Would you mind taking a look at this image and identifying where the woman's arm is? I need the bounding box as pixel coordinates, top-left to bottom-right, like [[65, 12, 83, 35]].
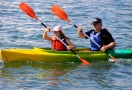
[[65, 39, 76, 50], [43, 27, 52, 41]]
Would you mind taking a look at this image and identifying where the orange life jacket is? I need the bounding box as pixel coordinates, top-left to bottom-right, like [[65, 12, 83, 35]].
[[51, 37, 67, 51]]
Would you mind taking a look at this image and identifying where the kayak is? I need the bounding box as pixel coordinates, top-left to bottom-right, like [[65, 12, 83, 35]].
[[0, 47, 132, 63]]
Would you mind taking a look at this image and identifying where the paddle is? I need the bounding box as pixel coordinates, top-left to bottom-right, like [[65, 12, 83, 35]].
[[19, 2, 90, 65], [51, 5, 116, 61]]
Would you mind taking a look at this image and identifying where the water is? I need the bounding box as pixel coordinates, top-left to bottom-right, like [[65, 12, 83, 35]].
[[0, 0, 132, 89]]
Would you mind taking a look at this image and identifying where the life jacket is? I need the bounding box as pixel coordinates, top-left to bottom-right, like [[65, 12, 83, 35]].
[[51, 37, 67, 51], [90, 31, 102, 51]]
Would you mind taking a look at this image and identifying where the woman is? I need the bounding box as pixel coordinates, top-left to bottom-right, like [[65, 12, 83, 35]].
[[43, 26, 76, 51]]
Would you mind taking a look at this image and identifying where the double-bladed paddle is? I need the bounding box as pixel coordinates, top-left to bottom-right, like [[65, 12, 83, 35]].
[[19, 2, 90, 65], [51, 5, 116, 61]]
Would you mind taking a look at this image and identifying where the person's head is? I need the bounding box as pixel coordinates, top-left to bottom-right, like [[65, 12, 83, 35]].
[[52, 26, 66, 38], [91, 18, 102, 31]]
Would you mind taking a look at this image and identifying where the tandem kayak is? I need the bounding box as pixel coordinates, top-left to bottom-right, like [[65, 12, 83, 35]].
[[0, 47, 132, 63]]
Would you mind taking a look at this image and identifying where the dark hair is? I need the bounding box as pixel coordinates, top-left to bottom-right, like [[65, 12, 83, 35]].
[[59, 31, 67, 38]]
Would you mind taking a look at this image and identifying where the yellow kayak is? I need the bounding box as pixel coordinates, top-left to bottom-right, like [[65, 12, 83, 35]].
[[0, 47, 108, 62], [0, 47, 132, 63]]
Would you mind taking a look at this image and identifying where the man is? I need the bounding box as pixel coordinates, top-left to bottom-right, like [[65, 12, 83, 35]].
[[77, 18, 116, 51]]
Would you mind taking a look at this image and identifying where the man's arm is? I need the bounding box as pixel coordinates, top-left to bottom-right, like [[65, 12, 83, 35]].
[[77, 27, 87, 38], [100, 30, 116, 51]]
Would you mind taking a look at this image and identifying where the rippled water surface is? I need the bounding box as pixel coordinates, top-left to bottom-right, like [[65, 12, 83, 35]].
[[0, 0, 132, 90]]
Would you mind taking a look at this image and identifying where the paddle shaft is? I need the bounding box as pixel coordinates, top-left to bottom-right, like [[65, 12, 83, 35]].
[[34, 17, 82, 59], [34, 19, 82, 61], [37, 20, 47, 28], [32, 18, 88, 64]]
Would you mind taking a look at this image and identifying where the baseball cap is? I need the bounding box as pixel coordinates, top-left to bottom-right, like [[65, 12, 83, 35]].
[[52, 26, 62, 31], [91, 18, 102, 25]]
